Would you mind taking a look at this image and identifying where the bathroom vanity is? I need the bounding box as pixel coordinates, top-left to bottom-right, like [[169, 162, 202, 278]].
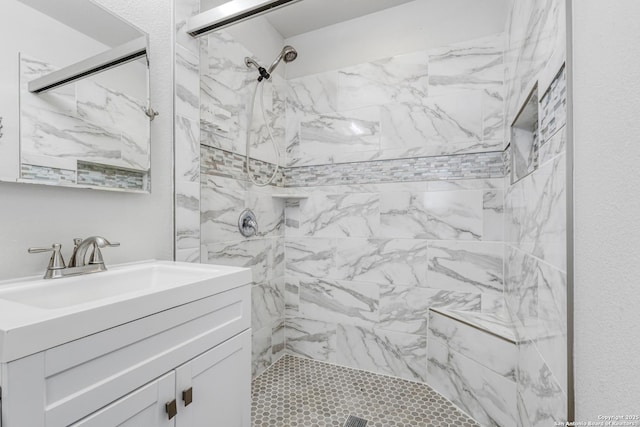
[[0, 261, 252, 427]]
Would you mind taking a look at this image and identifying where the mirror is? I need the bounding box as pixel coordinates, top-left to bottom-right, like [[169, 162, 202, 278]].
[[0, 0, 152, 192]]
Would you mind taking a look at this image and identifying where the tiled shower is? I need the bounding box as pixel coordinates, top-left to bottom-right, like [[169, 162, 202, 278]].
[[173, 0, 568, 425]]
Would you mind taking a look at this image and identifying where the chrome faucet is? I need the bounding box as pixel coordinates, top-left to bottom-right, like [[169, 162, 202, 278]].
[[29, 236, 120, 279]]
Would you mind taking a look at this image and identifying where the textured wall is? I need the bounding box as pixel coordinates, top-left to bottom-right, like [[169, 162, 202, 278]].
[[0, 0, 174, 280], [573, 0, 640, 418]]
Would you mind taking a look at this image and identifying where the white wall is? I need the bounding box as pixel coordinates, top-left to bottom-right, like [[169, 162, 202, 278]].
[[284, 0, 510, 78], [573, 0, 640, 418], [0, 0, 174, 280]]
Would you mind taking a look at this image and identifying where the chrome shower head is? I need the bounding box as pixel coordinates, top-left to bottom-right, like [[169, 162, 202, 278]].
[[267, 45, 298, 74]]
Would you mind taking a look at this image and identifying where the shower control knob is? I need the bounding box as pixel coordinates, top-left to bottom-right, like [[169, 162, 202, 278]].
[[238, 209, 258, 238]]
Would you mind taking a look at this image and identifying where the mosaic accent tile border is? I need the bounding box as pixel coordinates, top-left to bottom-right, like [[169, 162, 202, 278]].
[[252, 354, 479, 427], [540, 65, 567, 144], [200, 145, 285, 186], [201, 144, 505, 187], [286, 151, 505, 187], [77, 162, 148, 191], [21, 164, 76, 185]]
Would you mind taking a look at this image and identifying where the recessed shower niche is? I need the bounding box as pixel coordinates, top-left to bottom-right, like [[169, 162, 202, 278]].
[[511, 85, 539, 183]]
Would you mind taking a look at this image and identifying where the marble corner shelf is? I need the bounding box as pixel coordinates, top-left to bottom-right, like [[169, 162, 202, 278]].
[[271, 194, 308, 200]]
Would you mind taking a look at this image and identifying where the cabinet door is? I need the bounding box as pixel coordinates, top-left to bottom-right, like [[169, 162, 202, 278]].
[[70, 372, 176, 427], [176, 330, 251, 427]]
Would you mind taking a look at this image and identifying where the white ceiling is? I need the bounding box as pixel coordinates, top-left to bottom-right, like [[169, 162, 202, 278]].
[[264, 0, 417, 38], [18, 0, 144, 47]]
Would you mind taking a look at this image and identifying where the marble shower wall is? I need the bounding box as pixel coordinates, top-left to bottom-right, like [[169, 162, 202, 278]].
[[196, 26, 287, 378], [280, 33, 510, 388], [285, 34, 505, 167], [504, 0, 568, 425], [174, 0, 202, 264], [284, 177, 506, 383]]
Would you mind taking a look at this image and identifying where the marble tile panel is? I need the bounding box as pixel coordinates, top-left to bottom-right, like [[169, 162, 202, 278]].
[[272, 237, 285, 279], [176, 45, 200, 121], [336, 324, 427, 383], [76, 80, 150, 170], [380, 191, 484, 240], [284, 237, 335, 279], [482, 87, 506, 141], [272, 319, 285, 361], [175, 181, 200, 250], [176, 247, 200, 263], [428, 310, 517, 380], [434, 309, 518, 343], [287, 71, 339, 115], [338, 51, 429, 111], [21, 107, 122, 168], [284, 277, 300, 317], [483, 190, 505, 242], [427, 241, 504, 312], [284, 201, 301, 236], [427, 178, 504, 192], [299, 192, 380, 238], [427, 339, 518, 426], [204, 238, 269, 283], [378, 286, 480, 335], [20, 56, 126, 169], [506, 154, 566, 271], [381, 92, 484, 153], [175, 115, 200, 182], [200, 32, 253, 155], [252, 325, 272, 378], [246, 190, 284, 238], [505, 246, 539, 337], [332, 238, 428, 287], [428, 34, 505, 97], [252, 281, 284, 332], [293, 106, 381, 166], [247, 80, 286, 165], [200, 175, 247, 243], [285, 317, 337, 363], [285, 71, 339, 165], [518, 341, 567, 426], [299, 277, 379, 327]]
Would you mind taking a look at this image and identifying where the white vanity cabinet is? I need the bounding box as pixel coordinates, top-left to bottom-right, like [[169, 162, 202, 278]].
[[0, 282, 251, 427]]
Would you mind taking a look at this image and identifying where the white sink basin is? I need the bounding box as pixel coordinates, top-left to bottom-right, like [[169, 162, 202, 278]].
[[0, 260, 251, 362], [0, 263, 226, 309]]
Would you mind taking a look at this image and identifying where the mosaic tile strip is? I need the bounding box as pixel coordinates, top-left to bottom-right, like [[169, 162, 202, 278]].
[[285, 151, 505, 187], [77, 162, 148, 191], [201, 145, 505, 188], [252, 354, 479, 427], [21, 164, 76, 185], [540, 65, 567, 144], [200, 145, 285, 186]]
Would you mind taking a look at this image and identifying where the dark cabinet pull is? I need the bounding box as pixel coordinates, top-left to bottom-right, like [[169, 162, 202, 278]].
[[183, 387, 193, 406], [166, 399, 178, 420]]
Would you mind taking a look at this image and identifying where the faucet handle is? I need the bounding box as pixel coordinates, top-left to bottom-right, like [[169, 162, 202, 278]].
[[28, 243, 66, 270]]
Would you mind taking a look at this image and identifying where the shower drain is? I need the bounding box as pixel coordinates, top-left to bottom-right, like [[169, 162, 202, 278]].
[[344, 415, 368, 427]]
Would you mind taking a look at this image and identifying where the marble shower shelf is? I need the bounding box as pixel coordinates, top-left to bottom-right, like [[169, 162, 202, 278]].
[[429, 308, 518, 343], [271, 194, 308, 200]]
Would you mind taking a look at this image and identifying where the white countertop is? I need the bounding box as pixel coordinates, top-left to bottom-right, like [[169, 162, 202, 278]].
[[0, 260, 252, 363]]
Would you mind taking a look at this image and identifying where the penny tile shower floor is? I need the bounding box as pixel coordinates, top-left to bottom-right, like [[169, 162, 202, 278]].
[[251, 355, 479, 427]]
